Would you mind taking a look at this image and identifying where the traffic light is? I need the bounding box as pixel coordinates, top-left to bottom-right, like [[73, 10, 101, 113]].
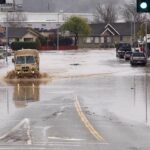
[[0, 0, 6, 4], [137, 0, 150, 12]]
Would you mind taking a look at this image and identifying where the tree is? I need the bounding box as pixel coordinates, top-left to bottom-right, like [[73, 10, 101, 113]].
[[121, 0, 149, 39], [61, 16, 91, 46], [121, 0, 147, 23], [96, 2, 118, 23], [137, 22, 150, 38]]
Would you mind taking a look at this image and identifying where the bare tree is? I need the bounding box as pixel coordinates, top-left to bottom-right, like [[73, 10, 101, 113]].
[[121, 0, 149, 38], [6, 12, 27, 27], [95, 2, 118, 23], [121, 0, 147, 23]]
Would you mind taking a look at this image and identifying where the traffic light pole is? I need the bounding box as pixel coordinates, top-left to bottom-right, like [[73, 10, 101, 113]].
[[57, 13, 59, 50], [5, 17, 8, 64], [4, 10, 9, 64], [13, 0, 15, 11], [145, 21, 148, 57], [133, 15, 136, 47]]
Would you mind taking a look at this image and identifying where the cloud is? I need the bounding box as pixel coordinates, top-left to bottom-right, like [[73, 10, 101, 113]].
[[6, 0, 23, 4], [22, 0, 126, 12]]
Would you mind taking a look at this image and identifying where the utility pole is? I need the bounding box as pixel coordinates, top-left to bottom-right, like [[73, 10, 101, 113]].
[[13, 0, 15, 11], [131, 20, 133, 46], [145, 70, 148, 123], [57, 12, 59, 50], [5, 13, 8, 64], [145, 21, 148, 57], [5, 0, 16, 64], [133, 14, 136, 47], [57, 10, 63, 50]]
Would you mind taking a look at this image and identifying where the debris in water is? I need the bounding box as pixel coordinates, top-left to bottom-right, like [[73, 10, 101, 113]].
[[70, 63, 80, 66]]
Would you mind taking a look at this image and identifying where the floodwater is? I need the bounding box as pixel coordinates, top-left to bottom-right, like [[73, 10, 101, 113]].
[[0, 49, 149, 127]]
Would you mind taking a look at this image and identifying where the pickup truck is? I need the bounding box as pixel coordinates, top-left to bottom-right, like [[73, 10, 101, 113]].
[[130, 52, 147, 66]]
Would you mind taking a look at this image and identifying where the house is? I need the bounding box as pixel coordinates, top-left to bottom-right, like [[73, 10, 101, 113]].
[[7, 27, 43, 44], [34, 28, 58, 38], [79, 22, 136, 48]]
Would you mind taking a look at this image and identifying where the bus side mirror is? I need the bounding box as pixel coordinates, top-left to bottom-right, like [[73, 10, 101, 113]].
[[12, 58, 15, 63]]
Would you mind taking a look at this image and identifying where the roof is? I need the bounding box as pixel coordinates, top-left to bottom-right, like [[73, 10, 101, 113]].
[[90, 23, 106, 36], [8, 28, 28, 38], [14, 49, 39, 57], [111, 23, 132, 36], [90, 22, 138, 36], [8, 27, 43, 38], [34, 28, 57, 33]]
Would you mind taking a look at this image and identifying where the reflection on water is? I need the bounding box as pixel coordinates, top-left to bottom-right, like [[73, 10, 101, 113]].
[[5, 80, 49, 108], [13, 81, 40, 107], [83, 74, 150, 126], [112, 74, 150, 126], [0, 79, 50, 116]]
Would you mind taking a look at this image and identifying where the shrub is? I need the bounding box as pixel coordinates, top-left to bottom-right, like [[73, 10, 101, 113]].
[[11, 42, 39, 50], [38, 37, 47, 45], [49, 36, 73, 46]]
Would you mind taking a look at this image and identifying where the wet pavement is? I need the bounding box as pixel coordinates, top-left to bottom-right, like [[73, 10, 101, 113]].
[[0, 49, 150, 149]]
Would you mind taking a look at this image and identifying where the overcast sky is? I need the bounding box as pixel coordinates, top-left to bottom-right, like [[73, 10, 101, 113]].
[[6, 0, 131, 13], [7, 0, 23, 4]]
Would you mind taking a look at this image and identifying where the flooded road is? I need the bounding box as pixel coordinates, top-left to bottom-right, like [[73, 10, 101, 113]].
[[0, 49, 150, 149]]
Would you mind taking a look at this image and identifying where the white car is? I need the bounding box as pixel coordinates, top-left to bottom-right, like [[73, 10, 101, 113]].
[[130, 52, 147, 66]]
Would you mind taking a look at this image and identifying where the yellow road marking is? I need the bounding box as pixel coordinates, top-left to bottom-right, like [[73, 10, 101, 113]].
[[74, 96, 105, 142]]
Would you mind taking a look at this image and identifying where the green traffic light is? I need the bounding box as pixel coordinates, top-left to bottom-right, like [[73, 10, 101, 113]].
[[137, 0, 150, 12], [140, 2, 148, 9]]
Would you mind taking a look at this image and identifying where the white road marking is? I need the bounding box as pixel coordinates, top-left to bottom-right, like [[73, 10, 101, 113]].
[[26, 119, 32, 145], [0, 148, 46, 150], [43, 126, 51, 137], [45, 91, 74, 94], [48, 136, 86, 141], [34, 141, 109, 145], [0, 118, 32, 145]]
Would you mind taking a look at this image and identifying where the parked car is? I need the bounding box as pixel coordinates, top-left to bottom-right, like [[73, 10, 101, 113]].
[[124, 51, 132, 60], [130, 52, 147, 66], [116, 42, 131, 58]]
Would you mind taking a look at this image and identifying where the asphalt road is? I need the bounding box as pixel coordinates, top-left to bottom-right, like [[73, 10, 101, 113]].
[[0, 49, 150, 149]]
